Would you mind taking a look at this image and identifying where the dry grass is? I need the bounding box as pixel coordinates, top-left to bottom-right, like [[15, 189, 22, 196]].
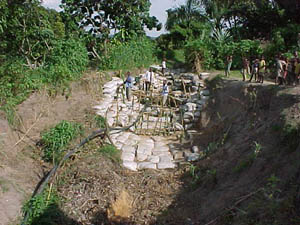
[[107, 190, 133, 223]]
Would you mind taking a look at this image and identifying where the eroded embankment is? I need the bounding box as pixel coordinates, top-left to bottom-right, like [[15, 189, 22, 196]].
[[0, 70, 108, 225], [154, 77, 300, 225]]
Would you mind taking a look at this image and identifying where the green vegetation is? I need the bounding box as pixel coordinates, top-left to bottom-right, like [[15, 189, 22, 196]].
[[157, 0, 300, 73], [98, 144, 120, 163], [188, 164, 218, 190], [233, 141, 262, 173], [41, 121, 82, 163], [22, 187, 61, 225], [219, 173, 299, 225], [0, 0, 160, 126], [99, 37, 157, 70], [94, 115, 107, 129]]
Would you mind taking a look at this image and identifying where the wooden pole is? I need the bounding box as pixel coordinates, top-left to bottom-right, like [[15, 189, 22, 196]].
[[182, 79, 187, 96], [116, 87, 119, 126], [131, 95, 134, 114], [138, 91, 141, 112]]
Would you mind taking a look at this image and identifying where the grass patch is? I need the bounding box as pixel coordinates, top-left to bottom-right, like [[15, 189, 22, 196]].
[[228, 70, 244, 79], [41, 120, 83, 163], [98, 144, 120, 163], [94, 115, 107, 129]]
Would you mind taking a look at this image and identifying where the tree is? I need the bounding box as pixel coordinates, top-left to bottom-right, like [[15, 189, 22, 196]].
[[60, 0, 162, 39], [0, 0, 65, 67], [165, 0, 206, 31], [274, 0, 300, 23]]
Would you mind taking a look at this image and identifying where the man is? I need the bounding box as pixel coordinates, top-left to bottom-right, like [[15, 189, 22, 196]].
[[161, 80, 169, 106], [162, 58, 167, 75], [292, 51, 299, 85], [295, 58, 300, 85], [258, 56, 266, 83], [145, 67, 153, 93], [225, 55, 233, 77], [276, 55, 286, 85], [124, 72, 133, 101], [242, 57, 249, 81], [249, 58, 259, 82]]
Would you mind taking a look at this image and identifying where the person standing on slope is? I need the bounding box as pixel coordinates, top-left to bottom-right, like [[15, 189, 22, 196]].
[[161, 80, 169, 106], [124, 72, 133, 101], [258, 56, 266, 83], [162, 58, 167, 75], [225, 55, 233, 77], [145, 67, 153, 93], [242, 57, 249, 81]]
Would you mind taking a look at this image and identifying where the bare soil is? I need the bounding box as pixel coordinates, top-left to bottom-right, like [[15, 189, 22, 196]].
[[0, 70, 109, 225]]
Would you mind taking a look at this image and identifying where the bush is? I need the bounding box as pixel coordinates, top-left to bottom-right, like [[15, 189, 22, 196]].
[[0, 39, 89, 125], [44, 38, 89, 84], [41, 120, 82, 163], [98, 37, 157, 70], [185, 38, 214, 72], [184, 38, 263, 71], [23, 188, 59, 225]]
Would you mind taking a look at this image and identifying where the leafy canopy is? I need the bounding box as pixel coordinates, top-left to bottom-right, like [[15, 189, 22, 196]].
[[61, 0, 162, 38]]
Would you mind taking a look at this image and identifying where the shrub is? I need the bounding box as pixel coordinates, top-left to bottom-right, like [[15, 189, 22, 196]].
[[23, 188, 59, 225], [0, 39, 89, 125], [184, 38, 263, 71], [98, 37, 157, 70], [44, 38, 89, 84], [41, 120, 82, 163], [185, 38, 214, 72]]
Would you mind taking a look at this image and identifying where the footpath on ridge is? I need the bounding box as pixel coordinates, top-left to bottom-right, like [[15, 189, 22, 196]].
[[93, 66, 212, 171]]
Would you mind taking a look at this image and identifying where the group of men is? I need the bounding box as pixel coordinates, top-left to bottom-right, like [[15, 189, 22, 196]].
[[226, 51, 300, 85], [275, 52, 300, 85], [123, 58, 169, 106], [242, 56, 266, 83]]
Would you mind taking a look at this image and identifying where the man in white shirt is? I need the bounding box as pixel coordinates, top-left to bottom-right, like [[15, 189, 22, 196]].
[[162, 58, 167, 75], [145, 67, 153, 93]]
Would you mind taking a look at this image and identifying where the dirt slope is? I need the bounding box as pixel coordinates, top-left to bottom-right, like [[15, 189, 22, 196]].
[[0, 70, 107, 225], [154, 77, 300, 225]]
